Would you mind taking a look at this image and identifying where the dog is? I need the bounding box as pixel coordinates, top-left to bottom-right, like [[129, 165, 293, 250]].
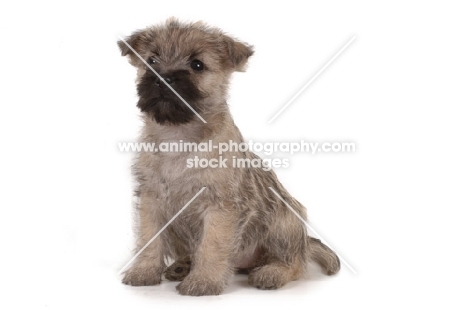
[[118, 18, 340, 296]]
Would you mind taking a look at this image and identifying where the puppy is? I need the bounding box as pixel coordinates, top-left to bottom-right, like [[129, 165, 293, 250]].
[[118, 18, 340, 296]]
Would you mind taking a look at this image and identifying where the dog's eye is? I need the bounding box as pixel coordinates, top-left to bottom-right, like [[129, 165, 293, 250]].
[[190, 59, 204, 71], [148, 57, 157, 64]]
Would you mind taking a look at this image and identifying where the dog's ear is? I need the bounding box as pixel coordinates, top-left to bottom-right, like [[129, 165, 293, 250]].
[[118, 30, 149, 66], [223, 36, 254, 71]]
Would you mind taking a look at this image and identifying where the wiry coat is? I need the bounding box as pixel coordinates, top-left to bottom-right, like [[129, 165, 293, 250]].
[[119, 19, 339, 296]]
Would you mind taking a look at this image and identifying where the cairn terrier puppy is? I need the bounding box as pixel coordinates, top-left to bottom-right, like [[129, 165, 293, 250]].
[[118, 18, 340, 296]]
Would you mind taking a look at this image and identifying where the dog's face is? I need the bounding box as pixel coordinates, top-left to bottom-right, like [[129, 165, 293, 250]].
[[118, 19, 254, 125]]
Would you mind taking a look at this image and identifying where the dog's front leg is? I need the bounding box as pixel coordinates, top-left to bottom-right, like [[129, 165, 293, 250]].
[[122, 188, 166, 286], [177, 209, 235, 296]]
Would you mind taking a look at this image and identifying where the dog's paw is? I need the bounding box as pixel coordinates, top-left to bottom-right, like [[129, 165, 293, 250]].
[[122, 264, 163, 286], [248, 265, 289, 290], [176, 274, 224, 296], [164, 259, 191, 281]]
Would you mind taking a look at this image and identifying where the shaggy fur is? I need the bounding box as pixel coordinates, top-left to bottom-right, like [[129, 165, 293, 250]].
[[119, 18, 340, 296]]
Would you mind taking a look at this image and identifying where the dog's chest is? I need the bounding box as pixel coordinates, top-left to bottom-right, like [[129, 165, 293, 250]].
[[138, 150, 189, 188]]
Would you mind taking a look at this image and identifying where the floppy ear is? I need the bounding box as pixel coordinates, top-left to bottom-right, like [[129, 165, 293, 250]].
[[223, 36, 254, 71], [117, 30, 148, 66]]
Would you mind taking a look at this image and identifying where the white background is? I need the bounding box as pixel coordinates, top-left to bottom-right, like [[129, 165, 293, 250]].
[[1, 0, 467, 309]]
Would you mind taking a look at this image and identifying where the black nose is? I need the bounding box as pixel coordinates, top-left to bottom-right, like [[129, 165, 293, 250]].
[[155, 75, 175, 87]]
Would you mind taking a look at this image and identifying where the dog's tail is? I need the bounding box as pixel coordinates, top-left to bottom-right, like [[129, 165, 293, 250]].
[[307, 237, 340, 275]]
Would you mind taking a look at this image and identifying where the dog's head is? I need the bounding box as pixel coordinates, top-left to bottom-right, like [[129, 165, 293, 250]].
[[118, 18, 254, 125]]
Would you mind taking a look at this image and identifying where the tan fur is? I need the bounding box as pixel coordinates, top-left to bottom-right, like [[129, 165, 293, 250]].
[[119, 18, 340, 296]]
